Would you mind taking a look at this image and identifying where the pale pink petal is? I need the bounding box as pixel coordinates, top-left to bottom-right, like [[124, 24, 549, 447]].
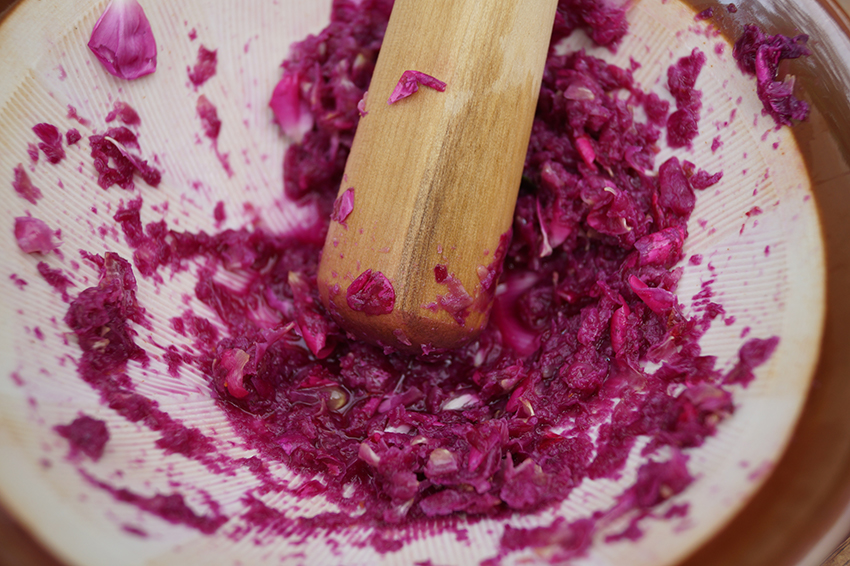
[[269, 72, 314, 142]]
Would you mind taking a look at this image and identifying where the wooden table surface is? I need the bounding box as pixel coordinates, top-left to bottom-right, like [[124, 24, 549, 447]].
[[1, 0, 849, 565], [826, 539, 850, 566]]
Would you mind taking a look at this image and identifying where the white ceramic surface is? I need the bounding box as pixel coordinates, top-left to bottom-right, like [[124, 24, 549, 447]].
[[0, 1, 825, 565]]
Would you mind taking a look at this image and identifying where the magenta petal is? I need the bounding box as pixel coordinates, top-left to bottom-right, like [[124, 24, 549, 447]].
[[15, 217, 59, 254], [105, 101, 141, 125], [220, 349, 251, 398], [346, 269, 395, 315], [269, 72, 314, 141], [288, 272, 336, 359], [33, 123, 65, 164], [574, 136, 596, 167], [88, 0, 157, 80], [196, 95, 222, 139], [331, 188, 355, 227], [410, 71, 447, 91], [628, 275, 678, 314], [388, 70, 447, 104], [12, 165, 42, 204], [188, 45, 218, 88]]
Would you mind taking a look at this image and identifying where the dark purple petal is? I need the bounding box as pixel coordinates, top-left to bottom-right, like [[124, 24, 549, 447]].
[[54, 415, 110, 461], [733, 25, 811, 126]]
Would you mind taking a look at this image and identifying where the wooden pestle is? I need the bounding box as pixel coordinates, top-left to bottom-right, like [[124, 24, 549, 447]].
[[316, 0, 558, 353]]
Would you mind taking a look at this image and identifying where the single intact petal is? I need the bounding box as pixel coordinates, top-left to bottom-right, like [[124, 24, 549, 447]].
[[88, 0, 157, 80]]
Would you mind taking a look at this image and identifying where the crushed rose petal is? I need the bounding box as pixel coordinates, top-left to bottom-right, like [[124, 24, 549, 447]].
[[54, 415, 110, 461], [41, 1, 791, 560], [66, 129, 82, 145], [188, 45, 218, 88], [330, 188, 355, 227], [346, 269, 395, 315], [89, 127, 162, 189], [388, 70, 447, 104], [33, 123, 65, 164], [12, 164, 43, 204], [196, 95, 222, 139], [105, 101, 141, 126], [15, 217, 59, 254], [269, 72, 314, 142], [733, 24, 811, 126]]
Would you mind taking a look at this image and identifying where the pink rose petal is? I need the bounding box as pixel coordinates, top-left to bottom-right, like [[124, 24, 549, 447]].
[[12, 164, 42, 204], [269, 72, 314, 142], [628, 275, 678, 314], [88, 0, 157, 80], [331, 188, 355, 227], [388, 70, 447, 104], [347, 269, 395, 316], [357, 91, 369, 116], [220, 348, 251, 398], [15, 217, 59, 254], [188, 45, 218, 88]]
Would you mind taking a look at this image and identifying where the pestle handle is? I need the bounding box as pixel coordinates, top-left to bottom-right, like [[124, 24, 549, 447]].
[[317, 0, 558, 352]]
